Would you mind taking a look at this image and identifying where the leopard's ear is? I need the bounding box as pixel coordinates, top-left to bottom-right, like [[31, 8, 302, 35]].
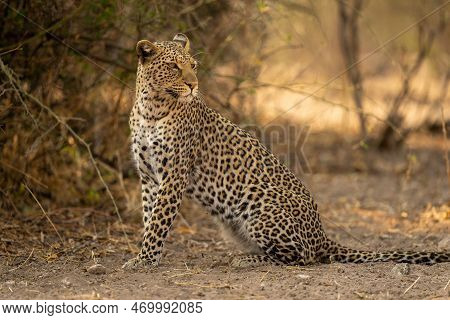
[[173, 33, 190, 52], [136, 40, 160, 63]]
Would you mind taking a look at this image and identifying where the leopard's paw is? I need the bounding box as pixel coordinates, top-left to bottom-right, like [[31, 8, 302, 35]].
[[122, 256, 158, 270], [230, 257, 253, 268], [230, 255, 273, 268]]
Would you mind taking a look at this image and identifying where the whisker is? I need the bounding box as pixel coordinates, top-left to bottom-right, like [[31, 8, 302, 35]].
[[191, 51, 206, 59]]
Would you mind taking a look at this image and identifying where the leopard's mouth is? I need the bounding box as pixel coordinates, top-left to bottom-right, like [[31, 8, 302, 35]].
[[165, 87, 198, 101], [180, 94, 195, 103], [180, 89, 198, 101]]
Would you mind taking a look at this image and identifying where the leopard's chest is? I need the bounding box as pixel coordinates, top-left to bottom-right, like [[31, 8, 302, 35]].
[[131, 125, 163, 184]]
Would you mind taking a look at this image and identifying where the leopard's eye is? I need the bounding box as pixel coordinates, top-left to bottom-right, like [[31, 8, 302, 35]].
[[168, 63, 179, 70], [191, 62, 197, 69]]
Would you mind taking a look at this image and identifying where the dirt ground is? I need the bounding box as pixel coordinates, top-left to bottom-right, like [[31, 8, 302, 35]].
[[1, 132, 449, 300]]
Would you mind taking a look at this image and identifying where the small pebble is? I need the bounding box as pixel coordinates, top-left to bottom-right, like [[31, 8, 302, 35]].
[[336, 266, 345, 273], [87, 264, 107, 275], [296, 274, 311, 279], [61, 278, 72, 287], [391, 263, 410, 277]]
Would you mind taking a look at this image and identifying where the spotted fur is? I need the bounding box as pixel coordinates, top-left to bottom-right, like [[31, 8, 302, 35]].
[[122, 34, 449, 269]]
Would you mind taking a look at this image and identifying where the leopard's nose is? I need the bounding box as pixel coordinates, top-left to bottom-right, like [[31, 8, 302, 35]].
[[187, 82, 197, 90]]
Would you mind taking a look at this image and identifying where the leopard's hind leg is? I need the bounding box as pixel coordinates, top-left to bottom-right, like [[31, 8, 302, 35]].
[[237, 185, 317, 266], [215, 218, 277, 267]]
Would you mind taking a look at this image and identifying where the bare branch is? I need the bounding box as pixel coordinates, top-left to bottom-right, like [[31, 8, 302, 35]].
[[376, 19, 446, 149], [0, 57, 132, 251]]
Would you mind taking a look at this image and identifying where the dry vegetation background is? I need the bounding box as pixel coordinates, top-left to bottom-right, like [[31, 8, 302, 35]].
[[0, 0, 449, 299]]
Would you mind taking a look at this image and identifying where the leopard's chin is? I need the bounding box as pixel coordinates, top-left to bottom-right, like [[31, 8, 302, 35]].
[[179, 93, 195, 103]]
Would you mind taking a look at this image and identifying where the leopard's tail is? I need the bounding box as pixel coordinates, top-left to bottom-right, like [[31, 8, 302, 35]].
[[319, 238, 449, 265]]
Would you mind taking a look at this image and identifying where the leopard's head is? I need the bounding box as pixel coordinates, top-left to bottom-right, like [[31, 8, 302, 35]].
[[136, 33, 198, 102]]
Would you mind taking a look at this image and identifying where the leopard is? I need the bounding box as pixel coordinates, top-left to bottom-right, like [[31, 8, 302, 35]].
[[122, 33, 449, 269]]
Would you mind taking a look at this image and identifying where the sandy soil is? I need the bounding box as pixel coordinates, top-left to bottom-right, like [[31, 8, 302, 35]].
[[1, 132, 449, 300]]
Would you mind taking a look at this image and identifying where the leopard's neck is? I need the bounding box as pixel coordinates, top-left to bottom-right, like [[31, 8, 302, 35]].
[[131, 90, 181, 128]]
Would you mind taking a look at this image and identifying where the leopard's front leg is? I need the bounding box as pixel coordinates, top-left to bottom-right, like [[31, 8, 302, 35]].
[[141, 178, 158, 226], [122, 172, 188, 269]]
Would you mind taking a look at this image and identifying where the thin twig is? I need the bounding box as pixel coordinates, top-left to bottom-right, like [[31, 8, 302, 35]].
[[443, 279, 450, 291], [260, 269, 270, 283], [403, 276, 420, 295], [0, 45, 22, 56], [0, 160, 48, 189], [264, 1, 450, 127], [115, 151, 131, 205], [0, 58, 132, 251], [377, 21, 443, 149], [174, 281, 231, 289], [24, 184, 64, 245], [0, 0, 131, 89], [168, 272, 195, 279], [211, 73, 401, 134], [2, 60, 39, 129], [323, 210, 368, 246], [8, 249, 34, 272]]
